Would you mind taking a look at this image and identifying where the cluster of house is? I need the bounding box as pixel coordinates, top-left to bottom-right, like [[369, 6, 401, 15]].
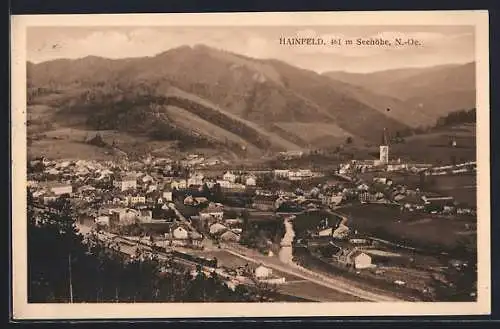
[[194, 203, 244, 243], [179, 153, 230, 167], [426, 161, 477, 176], [273, 168, 319, 181], [277, 150, 305, 160], [159, 171, 258, 191], [28, 156, 257, 205], [338, 160, 433, 175], [309, 238, 374, 270], [250, 172, 475, 217], [189, 262, 286, 292], [351, 176, 476, 215], [141, 153, 229, 168]]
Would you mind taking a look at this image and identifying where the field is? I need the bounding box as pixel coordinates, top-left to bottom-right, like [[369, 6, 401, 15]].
[[332, 123, 477, 165], [273, 122, 353, 147], [28, 127, 148, 160], [429, 174, 476, 206], [28, 140, 116, 161], [27, 124, 219, 161], [391, 123, 476, 164], [337, 204, 476, 255]]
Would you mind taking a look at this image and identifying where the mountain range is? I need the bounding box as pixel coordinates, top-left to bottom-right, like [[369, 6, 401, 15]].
[[26, 44, 476, 157]]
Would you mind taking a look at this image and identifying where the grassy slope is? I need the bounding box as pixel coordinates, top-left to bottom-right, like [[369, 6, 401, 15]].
[[163, 87, 303, 151], [164, 105, 262, 156]]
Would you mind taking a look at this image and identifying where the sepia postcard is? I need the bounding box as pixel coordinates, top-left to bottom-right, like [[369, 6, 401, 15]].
[[11, 11, 490, 319]]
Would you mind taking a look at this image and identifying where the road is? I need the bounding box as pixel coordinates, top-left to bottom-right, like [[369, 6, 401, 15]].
[[221, 243, 402, 302]]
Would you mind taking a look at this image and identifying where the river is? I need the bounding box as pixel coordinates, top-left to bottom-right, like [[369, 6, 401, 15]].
[[278, 216, 295, 264]]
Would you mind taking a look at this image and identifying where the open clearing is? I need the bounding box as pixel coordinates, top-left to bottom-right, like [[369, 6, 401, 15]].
[[337, 203, 476, 254], [274, 122, 353, 145]]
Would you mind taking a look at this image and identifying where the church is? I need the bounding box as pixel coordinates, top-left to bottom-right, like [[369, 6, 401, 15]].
[[345, 128, 407, 173], [376, 128, 390, 166]]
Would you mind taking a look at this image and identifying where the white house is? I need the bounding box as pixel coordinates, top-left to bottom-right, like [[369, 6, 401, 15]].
[[113, 175, 137, 192], [351, 251, 372, 269], [49, 183, 73, 196], [172, 226, 189, 240], [188, 173, 205, 186], [223, 171, 236, 183], [255, 265, 273, 279], [245, 176, 257, 186], [171, 179, 187, 190], [109, 208, 138, 226], [387, 163, 408, 172], [273, 169, 290, 179], [298, 169, 313, 177], [162, 191, 173, 202], [127, 195, 146, 205]]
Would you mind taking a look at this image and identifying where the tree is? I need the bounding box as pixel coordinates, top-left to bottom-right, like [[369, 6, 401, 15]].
[[346, 136, 353, 144], [430, 235, 477, 301]]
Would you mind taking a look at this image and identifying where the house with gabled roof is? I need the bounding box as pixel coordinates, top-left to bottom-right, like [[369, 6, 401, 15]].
[[223, 171, 236, 183], [113, 174, 137, 191], [200, 203, 224, 221]]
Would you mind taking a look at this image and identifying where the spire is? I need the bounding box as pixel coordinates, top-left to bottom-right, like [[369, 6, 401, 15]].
[[381, 128, 388, 146]]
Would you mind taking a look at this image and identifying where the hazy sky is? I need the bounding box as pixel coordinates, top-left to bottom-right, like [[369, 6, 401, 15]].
[[27, 25, 475, 73]]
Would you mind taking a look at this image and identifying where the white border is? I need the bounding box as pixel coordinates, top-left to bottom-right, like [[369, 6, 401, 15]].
[[11, 11, 490, 319]]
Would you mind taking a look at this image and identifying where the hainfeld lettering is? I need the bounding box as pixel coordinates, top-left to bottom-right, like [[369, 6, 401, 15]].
[[356, 38, 392, 46], [280, 37, 325, 46]]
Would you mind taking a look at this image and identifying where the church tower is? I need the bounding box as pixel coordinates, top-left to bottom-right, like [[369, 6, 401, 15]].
[[379, 128, 389, 164]]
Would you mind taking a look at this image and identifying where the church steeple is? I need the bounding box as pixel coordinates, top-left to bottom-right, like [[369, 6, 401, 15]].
[[379, 128, 389, 165], [381, 128, 389, 146]]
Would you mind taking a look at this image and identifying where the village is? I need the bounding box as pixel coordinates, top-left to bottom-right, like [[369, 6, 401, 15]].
[[26, 129, 477, 301]]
